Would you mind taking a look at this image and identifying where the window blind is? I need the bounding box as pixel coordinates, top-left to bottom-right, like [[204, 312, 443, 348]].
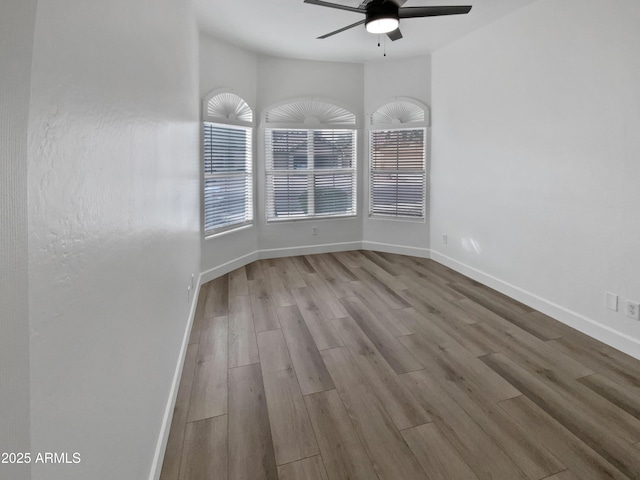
[[265, 129, 356, 220], [369, 128, 426, 218], [203, 123, 253, 235]]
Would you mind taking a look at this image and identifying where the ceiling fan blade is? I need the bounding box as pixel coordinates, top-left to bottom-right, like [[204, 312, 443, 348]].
[[367, 0, 407, 6], [399, 5, 472, 19], [304, 0, 365, 14], [387, 28, 403, 41], [318, 19, 366, 39]]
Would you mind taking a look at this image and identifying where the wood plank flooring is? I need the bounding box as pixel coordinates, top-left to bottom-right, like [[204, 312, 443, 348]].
[[161, 250, 640, 480]]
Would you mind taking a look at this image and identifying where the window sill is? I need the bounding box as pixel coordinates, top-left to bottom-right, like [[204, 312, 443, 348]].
[[266, 213, 358, 224], [368, 214, 426, 224], [204, 223, 254, 240]]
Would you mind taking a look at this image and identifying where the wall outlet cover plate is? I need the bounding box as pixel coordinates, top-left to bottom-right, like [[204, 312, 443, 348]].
[[605, 292, 618, 311]]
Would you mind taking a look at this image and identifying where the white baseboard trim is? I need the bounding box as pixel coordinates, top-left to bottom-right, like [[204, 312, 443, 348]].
[[361, 241, 431, 259], [149, 272, 203, 480], [201, 242, 363, 284], [259, 241, 362, 260], [200, 251, 259, 284], [430, 249, 640, 360]]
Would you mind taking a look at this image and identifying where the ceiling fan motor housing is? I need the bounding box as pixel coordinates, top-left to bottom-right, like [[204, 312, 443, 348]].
[[365, 2, 399, 29]]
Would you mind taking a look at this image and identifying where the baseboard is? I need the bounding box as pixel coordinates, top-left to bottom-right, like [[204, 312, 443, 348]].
[[200, 242, 363, 283], [259, 241, 363, 260], [148, 272, 203, 480], [430, 249, 640, 360], [361, 241, 431, 259], [200, 251, 260, 284]]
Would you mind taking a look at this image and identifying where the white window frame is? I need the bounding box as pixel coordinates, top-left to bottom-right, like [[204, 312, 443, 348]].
[[262, 98, 358, 222], [202, 90, 254, 237], [367, 97, 429, 221]]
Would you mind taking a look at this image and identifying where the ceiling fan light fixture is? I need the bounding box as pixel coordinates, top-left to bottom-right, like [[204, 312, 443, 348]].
[[365, 16, 399, 34]]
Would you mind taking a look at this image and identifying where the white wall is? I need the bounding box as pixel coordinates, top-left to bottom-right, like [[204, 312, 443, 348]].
[[199, 34, 259, 278], [363, 56, 431, 255], [0, 1, 37, 479], [27, 1, 201, 478], [431, 0, 640, 357], [199, 33, 258, 103], [256, 56, 364, 252]]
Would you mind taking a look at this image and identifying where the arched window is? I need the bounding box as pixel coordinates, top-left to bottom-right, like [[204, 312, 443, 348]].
[[202, 90, 254, 236], [368, 98, 429, 219], [262, 98, 357, 221]]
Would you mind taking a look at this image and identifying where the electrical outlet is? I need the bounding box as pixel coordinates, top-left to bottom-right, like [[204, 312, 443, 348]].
[[443, 234, 448, 245], [627, 300, 640, 320], [605, 292, 618, 311], [312, 226, 318, 236]]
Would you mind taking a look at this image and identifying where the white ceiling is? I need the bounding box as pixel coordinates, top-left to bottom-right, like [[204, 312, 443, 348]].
[[195, 0, 540, 63]]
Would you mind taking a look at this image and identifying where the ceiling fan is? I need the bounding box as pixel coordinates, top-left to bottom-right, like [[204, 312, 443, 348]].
[[304, 0, 472, 41]]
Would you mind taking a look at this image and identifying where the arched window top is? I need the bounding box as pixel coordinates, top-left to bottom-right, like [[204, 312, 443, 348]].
[[262, 97, 357, 128], [369, 97, 430, 128], [203, 89, 254, 126]]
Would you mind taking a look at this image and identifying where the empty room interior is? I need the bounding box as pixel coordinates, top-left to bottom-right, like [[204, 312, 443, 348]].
[[3, 0, 640, 479]]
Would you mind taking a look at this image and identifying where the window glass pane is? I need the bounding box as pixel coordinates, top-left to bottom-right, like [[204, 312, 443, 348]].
[[270, 130, 309, 170], [370, 129, 425, 170], [371, 173, 424, 218], [370, 128, 426, 219], [313, 130, 355, 169], [204, 175, 251, 231], [203, 124, 250, 174], [314, 174, 355, 215], [267, 174, 310, 218], [203, 122, 253, 235]]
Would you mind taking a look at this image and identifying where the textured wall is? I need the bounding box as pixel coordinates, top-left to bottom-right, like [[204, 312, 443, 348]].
[[27, 0, 201, 478], [431, 0, 640, 356], [0, 1, 37, 479]]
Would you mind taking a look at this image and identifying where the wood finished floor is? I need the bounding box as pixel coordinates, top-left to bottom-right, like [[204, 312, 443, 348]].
[[160, 251, 640, 480]]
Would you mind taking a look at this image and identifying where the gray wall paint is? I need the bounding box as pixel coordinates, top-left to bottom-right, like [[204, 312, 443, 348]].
[[0, 0, 37, 479]]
